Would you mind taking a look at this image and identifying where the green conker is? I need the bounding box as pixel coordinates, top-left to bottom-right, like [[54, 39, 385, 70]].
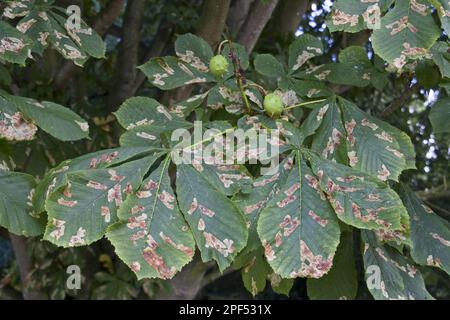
[[209, 55, 229, 78], [264, 93, 284, 117]]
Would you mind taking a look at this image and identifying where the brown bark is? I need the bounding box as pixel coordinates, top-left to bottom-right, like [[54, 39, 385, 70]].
[[197, 0, 232, 49], [236, 0, 280, 54], [380, 82, 420, 118], [275, 0, 309, 36], [107, 0, 145, 110], [91, 0, 126, 36], [227, 0, 255, 37], [54, 0, 126, 89], [9, 234, 47, 300]]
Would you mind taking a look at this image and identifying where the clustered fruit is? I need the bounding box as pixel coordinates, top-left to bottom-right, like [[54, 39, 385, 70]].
[[209, 55, 284, 118]]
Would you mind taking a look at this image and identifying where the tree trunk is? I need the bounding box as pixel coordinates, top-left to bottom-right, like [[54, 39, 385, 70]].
[[227, 0, 254, 37], [236, 0, 280, 54], [274, 0, 309, 38], [9, 234, 47, 300], [107, 0, 145, 111]]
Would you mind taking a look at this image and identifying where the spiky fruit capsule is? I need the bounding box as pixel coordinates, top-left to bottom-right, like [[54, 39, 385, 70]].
[[264, 93, 283, 117], [209, 55, 229, 78]]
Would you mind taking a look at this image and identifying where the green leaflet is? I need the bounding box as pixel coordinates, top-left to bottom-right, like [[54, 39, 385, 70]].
[[362, 231, 433, 300], [107, 156, 195, 280], [309, 96, 415, 180], [429, 97, 450, 134], [207, 81, 245, 114], [327, 0, 394, 33], [430, 42, 450, 79], [415, 60, 441, 89], [309, 154, 406, 231], [1, 93, 90, 142], [115, 96, 192, 147], [338, 46, 389, 90], [234, 157, 294, 253], [371, 0, 440, 68], [257, 152, 341, 279], [431, 0, 450, 35], [269, 273, 294, 296], [339, 46, 371, 67], [0, 170, 45, 236], [168, 92, 208, 118], [288, 34, 323, 74], [0, 64, 12, 86], [44, 155, 160, 247], [33, 147, 156, 214], [0, 94, 37, 142], [0, 21, 33, 65], [114, 97, 177, 129], [340, 98, 416, 181], [297, 98, 334, 143], [5, 94, 89, 141], [2, 1, 105, 66], [285, 78, 332, 99], [139, 33, 247, 91], [294, 63, 371, 87], [254, 54, 285, 79], [240, 249, 270, 297], [311, 96, 348, 164], [399, 185, 450, 276], [139, 32, 218, 90], [307, 231, 358, 300], [175, 33, 213, 74], [139, 56, 214, 90], [176, 163, 248, 272]]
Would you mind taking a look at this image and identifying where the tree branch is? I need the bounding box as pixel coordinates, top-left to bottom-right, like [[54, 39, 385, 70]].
[[227, 0, 255, 37], [236, 0, 280, 54], [197, 0, 232, 49], [9, 234, 47, 300], [91, 0, 126, 36], [54, 0, 126, 89], [380, 82, 420, 118], [417, 185, 450, 201], [107, 0, 145, 110], [274, 0, 309, 36]]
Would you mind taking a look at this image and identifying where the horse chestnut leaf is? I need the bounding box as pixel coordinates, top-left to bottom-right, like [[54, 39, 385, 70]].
[[209, 55, 229, 78], [264, 93, 283, 117]]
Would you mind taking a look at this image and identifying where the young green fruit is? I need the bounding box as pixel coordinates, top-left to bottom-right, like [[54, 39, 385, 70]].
[[209, 55, 229, 77], [264, 93, 283, 117]]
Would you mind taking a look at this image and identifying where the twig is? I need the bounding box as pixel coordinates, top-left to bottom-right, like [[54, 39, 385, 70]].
[[107, 0, 145, 111], [380, 82, 420, 118], [285, 98, 327, 110], [226, 37, 251, 113], [9, 234, 47, 300]]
